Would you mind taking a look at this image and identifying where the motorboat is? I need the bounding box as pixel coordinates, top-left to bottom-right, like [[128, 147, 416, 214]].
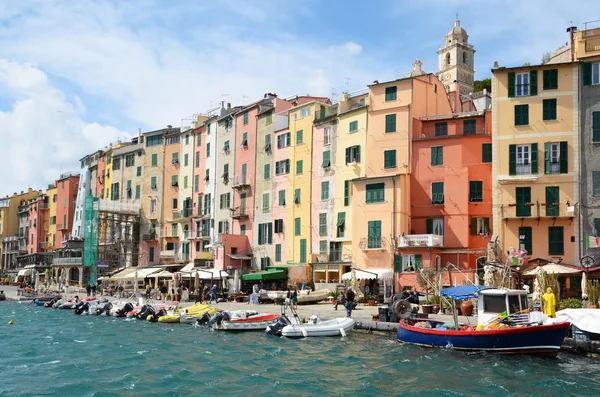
[[74, 299, 108, 315], [0, 291, 5, 301], [266, 314, 354, 337], [396, 285, 570, 357], [94, 302, 113, 316], [180, 307, 218, 324], [211, 310, 280, 331], [267, 289, 331, 305], [113, 302, 135, 318]]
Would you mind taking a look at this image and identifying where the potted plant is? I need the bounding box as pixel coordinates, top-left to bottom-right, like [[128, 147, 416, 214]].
[[421, 297, 436, 314], [330, 290, 339, 306], [366, 294, 376, 306]]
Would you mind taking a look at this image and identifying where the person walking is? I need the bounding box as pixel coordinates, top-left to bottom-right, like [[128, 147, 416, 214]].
[[145, 284, 150, 299], [91, 284, 96, 297], [202, 285, 209, 303], [86, 284, 91, 297], [285, 288, 293, 308], [209, 284, 218, 304], [345, 287, 355, 318], [160, 284, 168, 301], [291, 288, 298, 310], [334, 292, 345, 311]]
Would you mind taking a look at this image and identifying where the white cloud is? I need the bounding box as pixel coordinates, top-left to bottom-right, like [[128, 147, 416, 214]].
[[0, 60, 130, 196]]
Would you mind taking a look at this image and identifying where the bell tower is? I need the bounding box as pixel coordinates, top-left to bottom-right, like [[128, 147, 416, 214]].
[[437, 18, 475, 96]]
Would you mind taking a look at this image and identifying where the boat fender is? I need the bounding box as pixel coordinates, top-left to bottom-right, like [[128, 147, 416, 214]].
[[301, 328, 308, 338], [8, 319, 14, 325], [476, 324, 484, 331], [147, 315, 154, 322], [340, 328, 347, 337]]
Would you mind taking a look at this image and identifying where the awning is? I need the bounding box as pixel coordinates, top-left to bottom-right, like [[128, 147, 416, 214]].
[[179, 262, 195, 273], [228, 254, 252, 260], [111, 268, 140, 280], [153, 270, 174, 278], [337, 212, 346, 226], [440, 285, 492, 300], [242, 270, 287, 281], [523, 263, 582, 276], [181, 268, 229, 279], [134, 266, 163, 279], [17, 269, 34, 277], [341, 269, 394, 281]]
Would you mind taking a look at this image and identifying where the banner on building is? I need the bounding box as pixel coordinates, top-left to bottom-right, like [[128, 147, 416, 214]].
[[587, 235, 600, 249]]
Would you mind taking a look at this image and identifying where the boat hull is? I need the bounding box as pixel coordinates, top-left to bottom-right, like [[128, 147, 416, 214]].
[[281, 318, 355, 338], [397, 321, 570, 357], [213, 314, 280, 331]]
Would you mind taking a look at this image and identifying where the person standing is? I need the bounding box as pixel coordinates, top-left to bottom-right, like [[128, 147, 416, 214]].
[[202, 284, 209, 303], [291, 288, 298, 310], [334, 292, 345, 311], [209, 284, 217, 304], [91, 284, 96, 297], [542, 287, 557, 318], [345, 287, 355, 318], [86, 284, 91, 297]]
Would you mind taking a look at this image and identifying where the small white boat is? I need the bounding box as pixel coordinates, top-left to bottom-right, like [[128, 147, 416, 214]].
[[212, 311, 280, 331], [267, 289, 331, 305], [270, 315, 355, 338]]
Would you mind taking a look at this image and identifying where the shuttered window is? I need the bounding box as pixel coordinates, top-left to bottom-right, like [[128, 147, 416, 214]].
[[385, 86, 397, 101], [593, 171, 600, 197], [515, 104, 529, 126], [431, 182, 444, 204], [349, 121, 358, 132], [319, 213, 327, 236], [367, 221, 382, 249], [548, 227, 564, 255], [518, 227, 533, 254], [322, 150, 331, 168], [516, 187, 531, 217], [294, 218, 301, 236], [344, 180, 350, 206], [321, 181, 329, 200], [296, 160, 303, 174], [593, 112, 600, 143], [384, 150, 397, 169], [435, 122, 448, 136], [545, 187, 559, 216], [543, 69, 558, 90], [366, 183, 385, 203], [543, 99, 557, 121], [278, 190, 286, 206], [463, 119, 476, 135], [264, 164, 270, 180], [469, 181, 483, 202], [385, 114, 396, 133], [482, 143, 492, 163], [431, 146, 443, 166], [299, 239, 307, 263], [275, 244, 281, 262]]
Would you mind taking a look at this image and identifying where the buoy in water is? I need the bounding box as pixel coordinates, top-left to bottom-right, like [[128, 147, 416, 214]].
[[8, 319, 14, 325]]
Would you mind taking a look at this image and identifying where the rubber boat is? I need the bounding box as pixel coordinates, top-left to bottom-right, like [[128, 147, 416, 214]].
[[267, 314, 354, 337], [267, 289, 331, 305], [180, 307, 218, 324], [211, 311, 280, 331], [112, 302, 135, 317], [396, 285, 570, 357], [74, 299, 109, 315]]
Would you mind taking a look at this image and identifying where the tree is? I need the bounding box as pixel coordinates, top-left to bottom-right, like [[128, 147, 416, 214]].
[[474, 78, 491, 93], [522, 62, 531, 67], [541, 52, 552, 64]]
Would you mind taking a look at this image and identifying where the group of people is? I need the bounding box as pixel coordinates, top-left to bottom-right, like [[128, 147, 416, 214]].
[[85, 284, 97, 297]]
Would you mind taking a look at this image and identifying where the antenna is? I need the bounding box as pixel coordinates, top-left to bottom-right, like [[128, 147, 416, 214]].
[[330, 86, 337, 102], [345, 77, 351, 93], [242, 95, 250, 105]]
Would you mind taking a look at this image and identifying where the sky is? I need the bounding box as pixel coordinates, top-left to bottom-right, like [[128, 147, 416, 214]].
[[0, 0, 595, 197]]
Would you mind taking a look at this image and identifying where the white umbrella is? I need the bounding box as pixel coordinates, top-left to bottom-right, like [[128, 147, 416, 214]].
[[195, 271, 200, 296], [233, 269, 240, 294], [134, 271, 139, 295], [582, 271, 588, 300]]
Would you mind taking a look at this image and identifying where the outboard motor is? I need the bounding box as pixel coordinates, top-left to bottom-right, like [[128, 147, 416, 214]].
[[45, 297, 59, 308], [52, 299, 63, 309], [208, 311, 224, 327], [148, 308, 167, 323], [115, 302, 134, 318], [266, 315, 292, 337], [96, 302, 113, 316], [136, 306, 155, 321], [196, 312, 211, 326], [74, 301, 89, 315]]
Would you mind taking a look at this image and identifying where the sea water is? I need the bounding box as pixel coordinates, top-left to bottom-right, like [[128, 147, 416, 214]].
[[1, 302, 600, 397]]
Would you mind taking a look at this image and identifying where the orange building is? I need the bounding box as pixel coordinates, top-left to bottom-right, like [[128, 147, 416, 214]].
[[55, 172, 80, 245]]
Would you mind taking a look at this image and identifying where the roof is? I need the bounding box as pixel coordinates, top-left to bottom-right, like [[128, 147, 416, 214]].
[[491, 60, 575, 73], [420, 110, 484, 121], [440, 285, 491, 300], [341, 269, 393, 281], [368, 73, 434, 88], [523, 263, 582, 276], [351, 173, 403, 183]]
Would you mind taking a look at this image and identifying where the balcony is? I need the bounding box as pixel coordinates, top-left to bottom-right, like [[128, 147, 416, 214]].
[[314, 104, 338, 122], [39, 241, 51, 249], [39, 203, 49, 210], [52, 257, 83, 266], [399, 234, 444, 248], [56, 224, 68, 231], [359, 237, 388, 251], [516, 163, 531, 175], [547, 162, 560, 175], [171, 208, 193, 222], [231, 206, 249, 219], [142, 232, 157, 241], [501, 202, 576, 219], [160, 250, 175, 258], [231, 175, 251, 190]]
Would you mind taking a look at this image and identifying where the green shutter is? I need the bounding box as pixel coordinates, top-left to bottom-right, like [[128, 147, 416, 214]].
[[471, 217, 478, 236], [198, 195, 202, 214], [543, 99, 557, 120], [509, 144, 516, 176], [546, 187, 559, 216], [264, 164, 270, 179], [344, 181, 350, 206], [531, 143, 538, 174], [300, 239, 307, 263], [519, 227, 533, 254], [297, 160, 303, 174], [345, 148, 350, 164], [385, 114, 396, 133], [583, 63, 592, 86], [426, 218, 433, 234], [151, 153, 158, 167], [321, 181, 329, 200], [414, 254, 422, 271], [593, 172, 600, 196], [482, 143, 492, 163], [543, 69, 558, 90], [548, 227, 564, 255], [296, 129, 303, 144], [135, 185, 140, 199], [529, 70, 538, 96], [593, 112, 600, 143], [431, 147, 443, 166], [559, 141, 568, 174], [355, 146, 361, 162], [394, 254, 402, 272], [279, 190, 285, 206], [294, 218, 301, 235], [275, 244, 281, 262], [322, 151, 330, 168], [384, 150, 397, 169], [516, 187, 531, 217], [544, 142, 551, 174], [508, 72, 516, 97], [594, 219, 600, 236]]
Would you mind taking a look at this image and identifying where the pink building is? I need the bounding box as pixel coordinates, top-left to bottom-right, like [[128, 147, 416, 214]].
[[191, 124, 208, 262], [55, 173, 80, 245]]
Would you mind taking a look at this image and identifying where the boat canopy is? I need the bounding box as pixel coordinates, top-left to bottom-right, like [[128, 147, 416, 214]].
[[440, 285, 492, 300], [181, 268, 229, 280], [241, 270, 287, 281]]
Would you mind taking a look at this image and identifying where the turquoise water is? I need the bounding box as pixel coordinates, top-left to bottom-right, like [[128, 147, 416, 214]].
[[1, 302, 600, 397]]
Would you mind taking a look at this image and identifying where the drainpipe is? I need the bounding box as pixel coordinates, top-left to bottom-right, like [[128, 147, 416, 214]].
[[578, 63, 584, 264], [392, 175, 397, 295]]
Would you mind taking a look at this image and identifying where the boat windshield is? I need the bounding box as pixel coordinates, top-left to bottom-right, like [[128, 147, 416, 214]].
[[508, 295, 521, 314], [483, 295, 505, 313], [520, 294, 528, 311]]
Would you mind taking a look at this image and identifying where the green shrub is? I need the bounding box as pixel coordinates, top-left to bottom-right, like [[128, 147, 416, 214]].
[[558, 297, 583, 310]]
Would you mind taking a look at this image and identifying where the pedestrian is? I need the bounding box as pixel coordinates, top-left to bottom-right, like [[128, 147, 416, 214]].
[[291, 288, 298, 310], [209, 284, 217, 304], [176, 286, 181, 302], [345, 287, 355, 318], [91, 284, 96, 297], [542, 287, 557, 318], [202, 285, 209, 303], [145, 284, 150, 299], [285, 287, 292, 308], [171, 287, 175, 302], [160, 284, 168, 301], [86, 284, 91, 297], [334, 292, 345, 311]]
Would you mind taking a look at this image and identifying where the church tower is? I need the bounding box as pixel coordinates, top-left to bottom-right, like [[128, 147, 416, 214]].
[[437, 18, 475, 97]]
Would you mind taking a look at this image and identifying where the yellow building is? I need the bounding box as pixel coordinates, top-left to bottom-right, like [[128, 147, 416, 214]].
[[492, 62, 579, 265], [46, 184, 57, 250]]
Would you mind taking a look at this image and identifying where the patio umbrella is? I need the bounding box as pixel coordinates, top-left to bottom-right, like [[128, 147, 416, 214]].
[[582, 271, 588, 300], [233, 269, 240, 294], [350, 269, 361, 298], [195, 271, 200, 297], [134, 271, 139, 295]]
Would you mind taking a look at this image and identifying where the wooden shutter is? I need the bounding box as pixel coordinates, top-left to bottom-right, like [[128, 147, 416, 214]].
[[394, 254, 402, 273], [544, 142, 551, 174], [345, 148, 350, 164], [344, 181, 350, 206], [258, 224, 264, 245], [559, 141, 568, 174], [508, 72, 516, 97], [531, 143, 538, 174], [546, 187, 559, 216], [529, 70, 538, 96], [509, 144, 516, 176], [267, 223, 272, 244], [355, 146, 361, 162], [300, 239, 307, 263], [471, 217, 478, 236], [414, 254, 422, 271], [593, 112, 600, 143], [426, 218, 433, 234], [583, 63, 592, 86], [264, 164, 270, 179]]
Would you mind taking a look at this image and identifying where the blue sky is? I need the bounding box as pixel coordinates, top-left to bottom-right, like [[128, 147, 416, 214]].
[[0, 0, 595, 195]]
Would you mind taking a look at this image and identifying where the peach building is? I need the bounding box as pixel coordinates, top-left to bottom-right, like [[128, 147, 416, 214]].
[[55, 172, 80, 245]]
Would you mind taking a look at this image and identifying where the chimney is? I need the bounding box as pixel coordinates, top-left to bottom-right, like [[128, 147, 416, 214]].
[[493, 61, 499, 69], [567, 26, 577, 61], [227, 103, 231, 109], [373, 80, 379, 84], [167, 125, 172, 129], [138, 127, 141, 142]]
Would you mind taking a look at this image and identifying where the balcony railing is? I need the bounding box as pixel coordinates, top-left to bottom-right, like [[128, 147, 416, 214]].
[[142, 232, 157, 241], [56, 224, 67, 231], [359, 237, 388, 251], [231, 175, 250, 190], [39, 203, 49, 210], [39, 242, 51, 249], [160, 250, 175, 258], [53, 257, 83, 265], [328, 249, 343, 262], [399, 234, 444, 248], [231, 207, 249, 219], [501, 202, 576, 219]]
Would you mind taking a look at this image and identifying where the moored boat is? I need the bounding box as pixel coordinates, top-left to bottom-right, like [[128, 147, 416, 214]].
[[211, 311, 280, 331], [266, 314, 355, 337]]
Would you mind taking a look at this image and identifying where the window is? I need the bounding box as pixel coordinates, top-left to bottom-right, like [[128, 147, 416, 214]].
[[264, 134, 272, 152], [166, 135, 180, 145], [225, 119, 232, 129], [349, 121, 358, 132], [171, 223, 177, 237], [262, 193, 270, 212], [545, 186, 559, 216], [483, 294, 506, 313], [431, 146, 443, 166], [516, 187, 531, 217], [319, 213, 327, 236], [265, 112, 273, 125], [345, 145, 361, 164], [385, 86, 397, 101], [278, 190, 286, 206], [258, 223, 273, 245], [171, 152, 179, 165], [194, 174, 199, 192], [182, 153, 188, 167], [243, 111, 248, 125], [544, 142, 567, 174], [431, 182, 444, 204], [367, 220, 382, 249], [384, 150, 397, 169], [294, 189, 301, 204], [171, 175, 178, 187], [146, 135, 163, 147], [319, 240, 328, 254], [264, 164, 270, 180], [594, 171, 600, 196], [223, 140, 230, 153], [513, 144, 534, 175], [300, 239, 307, 263], [206, 143, 211, 157], [321, 181, 329, 200], [385, 114, 396, 133], [113, 157, 121, 170], [463, 120, 476, 135], [543, 99, 557, 121], [300, 107, 310, 118], [277, 132, 291, 148], [517, 226, 533, 255], [275, 244, 281, 261], [471, 218, 490, 236], [172, 198, 178, 210], [125, 154, 135, 167], [149, 247, 155, 262], [543, 69, 558, 90], [150, 176, 157, 189], [240, 225, 246, 236], [366, 183, 384, 203], [548, 226, 564, 255], [274, 219, 283, 233], [482, 143, 492, 163], [435, 122, 447, 136], [344, 180, 350, 206], [322, 150, 331, 168], [135, 185, 141, 199], [324, 127, 332, 145], [402, 254, 421, 272], [204, 193, 212, 214], [593, 112, 600, 143], [126, 180, 132, 199], [469, 181, 483, 202], [337, 212, 346, 238], [275, 159, 290, 175], [150, 198, 157, 213], [136, 166, 142, 177], [296, 129, 303, 144], [514, 104, 529, 126], [594, 218, 600, 236], [197, 132, 201, 146], [296, 160, 303, 174], [516, 72, 529, 96], [241, 132, 248, 148], [151, 153, 158, 167], [294, 217, 301, 236], [111, 182, 120, 200]]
